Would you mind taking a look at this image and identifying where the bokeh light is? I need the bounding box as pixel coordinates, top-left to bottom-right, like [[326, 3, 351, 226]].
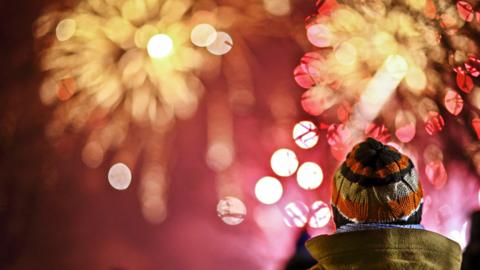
[[309, 201, 331, 228], [140, 166, 168, 224], [326, 123, 351, 161], [190, 23, 217, 47], [425, 111, 445, 135], [334, 42, 357, 66], [395, 123, 416, 143], [270, 148, 299, 177], [293, 64, 315, 89], [81, 141, 104, 168], [423, 144, 443, 162], [326, 123, 350, 147], [293, 50, 335, 91], [456, 68, 474, 93], [108, 163, 132, 190], [365, 123, 391, 143], [296, 51, 333, 89], [55, 77, 76, 101], [425, 160, 448, 189], [306, 24, 332, 48], [405, 66, 427, 94], [216, 196, 247, 225], [444, 89, 464, 116], [300, 85, 338, 116], [395, 111, 416, 143], [263, 0, 291, 16], [292, 121, 319, 149], [206, 141, 235, 172], [457, 1, 475, 22], [423, 143, 447, 189], [55, 18, 76, 41], [384, 55, 409, 78], [147, 34, 174, 59], [207, 32, 233, 56], [255, 176, 283, 205], [283, 201, 309, 228], [296, 162, 323, 190]]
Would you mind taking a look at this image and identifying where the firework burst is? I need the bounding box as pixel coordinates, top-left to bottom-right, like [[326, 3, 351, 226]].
[[297, 0, 480, 151], [34, 0, 305, 224], [36, 0, 209, 135]]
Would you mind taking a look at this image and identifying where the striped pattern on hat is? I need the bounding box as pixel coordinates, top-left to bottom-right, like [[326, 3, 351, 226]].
[[331, 138, 423, 225]]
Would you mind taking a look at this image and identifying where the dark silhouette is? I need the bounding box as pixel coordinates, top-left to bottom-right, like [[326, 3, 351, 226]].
[[462, 211, 480, 270], [284, 230, 316, 270]]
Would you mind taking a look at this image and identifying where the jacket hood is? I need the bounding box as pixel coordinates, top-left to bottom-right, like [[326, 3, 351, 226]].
[[306, 228, 462, 270]]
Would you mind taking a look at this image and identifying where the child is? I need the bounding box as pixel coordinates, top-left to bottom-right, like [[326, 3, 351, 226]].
[[306, 138, 462, 269]]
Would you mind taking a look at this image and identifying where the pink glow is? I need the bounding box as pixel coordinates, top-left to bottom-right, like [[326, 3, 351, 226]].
[[420, 163, 478, 250], [9, 1, 480, 269], [395, 123, 416, 143], [425, 160, 448, 189]]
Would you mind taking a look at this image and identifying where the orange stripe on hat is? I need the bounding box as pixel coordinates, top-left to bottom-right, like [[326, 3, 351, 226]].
[[332, 164, 422, 224], [332, 181, 423, 222]]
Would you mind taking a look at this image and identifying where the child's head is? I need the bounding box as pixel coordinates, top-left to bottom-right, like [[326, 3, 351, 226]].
[[331, 137, 423, 227]]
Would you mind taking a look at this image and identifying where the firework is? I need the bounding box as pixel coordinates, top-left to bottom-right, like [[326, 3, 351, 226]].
[[35, 0, 304, 225], [36, 0, 209, 133], [298, 0, 480, 146]]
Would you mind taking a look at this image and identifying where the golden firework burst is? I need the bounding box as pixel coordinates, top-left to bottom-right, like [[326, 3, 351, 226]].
[[36, 0, 208, 133], [34, 0, 304, 224]]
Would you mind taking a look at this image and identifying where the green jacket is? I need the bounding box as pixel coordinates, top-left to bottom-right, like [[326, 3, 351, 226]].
[[306, 228, 462, 270]]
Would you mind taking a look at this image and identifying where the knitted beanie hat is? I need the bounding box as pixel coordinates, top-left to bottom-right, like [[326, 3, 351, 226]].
[[331, 138, 423, 227]]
